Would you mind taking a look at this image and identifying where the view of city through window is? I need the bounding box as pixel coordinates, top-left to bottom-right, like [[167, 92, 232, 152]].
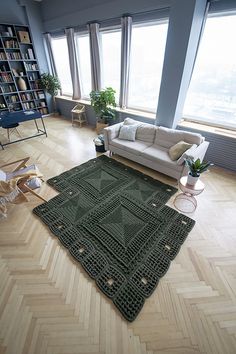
[[184, 14, 236, 128], [76, 34, 91, 98], [128, 22, 168, 112], [101, 30, 121, 103], [51, 37, 73, 95]]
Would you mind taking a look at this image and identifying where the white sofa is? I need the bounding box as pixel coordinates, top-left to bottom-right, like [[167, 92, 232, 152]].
[[103, 118, 209, 179]]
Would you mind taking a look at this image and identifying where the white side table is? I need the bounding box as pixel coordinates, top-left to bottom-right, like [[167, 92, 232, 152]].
[[174, 176, 205, 213]]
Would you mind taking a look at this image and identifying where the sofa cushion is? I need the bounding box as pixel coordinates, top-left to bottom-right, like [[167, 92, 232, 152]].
[[168, 141, 192, 161], [123, 117, 140, 126], [154, 126, 203, 148], [177, 144, 197, 165], [123, 118, 157, 144], [118, 125, 137, 141], [110, 138, 152, 156], [136, 124, 157, 143], [141, 145, 183, 172]]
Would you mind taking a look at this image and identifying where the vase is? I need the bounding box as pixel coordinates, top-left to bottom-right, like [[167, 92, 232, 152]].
[[187, 172, 199, 186], [18, 77, 27, 91]]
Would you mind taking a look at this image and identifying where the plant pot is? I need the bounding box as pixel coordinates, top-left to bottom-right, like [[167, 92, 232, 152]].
[[96, 122, 109, 134], [187, 173, 199, 186]]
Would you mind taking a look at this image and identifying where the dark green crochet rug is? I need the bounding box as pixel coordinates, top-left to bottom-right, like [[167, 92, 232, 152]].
[[33, 155, 195, 321]]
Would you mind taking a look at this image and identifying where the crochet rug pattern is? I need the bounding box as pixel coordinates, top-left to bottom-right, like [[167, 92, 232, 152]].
[[33, 155, 195, 321]]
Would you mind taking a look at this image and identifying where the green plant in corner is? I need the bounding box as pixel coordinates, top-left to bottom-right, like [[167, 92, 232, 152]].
[[90, 87, 116, 124], [39, 73, 61, 112], [185, 157, 213, 177]]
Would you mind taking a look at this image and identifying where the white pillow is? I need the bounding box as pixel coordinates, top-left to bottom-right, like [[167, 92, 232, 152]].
[[118, 125, 137, 141]]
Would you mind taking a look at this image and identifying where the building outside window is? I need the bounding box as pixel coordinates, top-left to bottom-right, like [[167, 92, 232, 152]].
[[76, 33, 92, 98], [183, 14, 236, 129], [101, 28, 121, 103], [127, 21, 168, 113], [51, 36, 73, 96]]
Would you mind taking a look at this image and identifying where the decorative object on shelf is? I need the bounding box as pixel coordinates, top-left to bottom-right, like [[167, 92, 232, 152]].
[[185, 157, 213, 185], [39, 73, 61, 112], [90, 87, 116, 131], [18, 31, 30, 43], [17, 77, 27, 91]]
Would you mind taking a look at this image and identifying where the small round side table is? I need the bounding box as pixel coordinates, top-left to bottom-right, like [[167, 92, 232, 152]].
[[174, 176, 205, 213]]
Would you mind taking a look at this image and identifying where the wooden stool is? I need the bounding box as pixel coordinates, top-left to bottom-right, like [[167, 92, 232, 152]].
[[71, 104, 87, 127]]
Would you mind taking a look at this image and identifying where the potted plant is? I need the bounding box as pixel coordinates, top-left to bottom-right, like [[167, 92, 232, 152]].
[[90, 87, 116, 133], [185, 157, 213, 185], [39, 73, 61, 113]]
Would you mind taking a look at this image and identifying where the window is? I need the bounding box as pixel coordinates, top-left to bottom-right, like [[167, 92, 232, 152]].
[[51, 36, 73, 96], [76, 34, 91, 98], [184, 14, 236, 129], [128, 22, 168, 112], [101, 29, 121, 102]]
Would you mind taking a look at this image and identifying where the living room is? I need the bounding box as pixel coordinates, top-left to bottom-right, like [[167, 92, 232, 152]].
[[0, 0, 236, 353]]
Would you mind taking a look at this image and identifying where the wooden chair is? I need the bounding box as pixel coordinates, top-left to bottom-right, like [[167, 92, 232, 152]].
[[0, 157, 47, 203]]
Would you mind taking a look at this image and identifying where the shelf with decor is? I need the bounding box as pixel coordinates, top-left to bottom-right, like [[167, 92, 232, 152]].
[[0, 23, 48, 115]]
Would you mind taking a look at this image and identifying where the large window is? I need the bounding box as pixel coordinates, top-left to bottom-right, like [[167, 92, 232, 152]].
[[184, 14, 236, 129], [128, 22, 168, 112], [101, 29, 121, 102], [76, 34, 91, 98], [51, 36, 73, 96]]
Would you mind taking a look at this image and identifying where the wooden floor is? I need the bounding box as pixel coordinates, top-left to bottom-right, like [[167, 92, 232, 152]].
[[0, 116, 236, 354]]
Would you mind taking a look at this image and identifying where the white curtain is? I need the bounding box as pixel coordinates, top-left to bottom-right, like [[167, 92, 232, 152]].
[[119, 16, 132, 109], [88, 22, 102, 91], [65, 28, 81, 100], [44, 33, 57, 77]]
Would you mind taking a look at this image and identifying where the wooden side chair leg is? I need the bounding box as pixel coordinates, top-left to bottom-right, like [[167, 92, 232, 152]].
[[23, 184, 47, 202], [0, 157, 30, 170]]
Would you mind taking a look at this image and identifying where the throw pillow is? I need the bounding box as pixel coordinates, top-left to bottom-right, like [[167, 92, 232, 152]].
[[168, 141, 192, 161], [123, 117, 140, 125], [118, 125, 137, 141]]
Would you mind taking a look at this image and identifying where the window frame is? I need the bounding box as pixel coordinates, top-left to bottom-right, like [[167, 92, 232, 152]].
[[127, 19, 169, 114], [51, 35, 73, 97], [100, 25, 122, 103], [183, 12, 236, 130], [75, 31, 92, 100]]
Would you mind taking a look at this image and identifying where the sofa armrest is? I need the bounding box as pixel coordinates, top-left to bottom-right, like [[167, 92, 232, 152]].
[[104, 123, 123, 150], [177, 140, 210, 165]]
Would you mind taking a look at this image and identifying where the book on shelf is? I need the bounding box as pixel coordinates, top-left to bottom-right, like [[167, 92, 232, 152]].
[[28, 48, 34, 59], [0, 72, 12, 82], [7, 27, 13, 37], [4, 39, 18, 48]]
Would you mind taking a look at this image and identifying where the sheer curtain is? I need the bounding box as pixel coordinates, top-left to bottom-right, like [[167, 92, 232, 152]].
[[88, 23, 102, 91]]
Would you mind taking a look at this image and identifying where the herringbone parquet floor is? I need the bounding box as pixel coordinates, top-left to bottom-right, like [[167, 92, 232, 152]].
[[0, 116, 236, 354]]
